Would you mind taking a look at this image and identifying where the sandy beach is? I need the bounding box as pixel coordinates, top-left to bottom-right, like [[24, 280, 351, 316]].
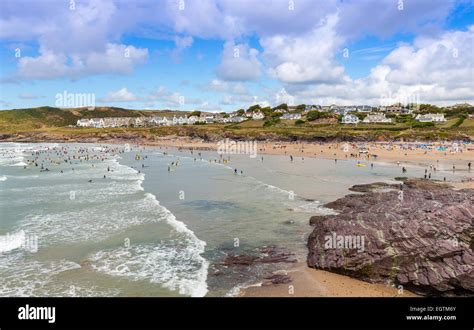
[[241, 263, 418, 297], [150, 138, 473, 168], [147, 138, 472, 297]]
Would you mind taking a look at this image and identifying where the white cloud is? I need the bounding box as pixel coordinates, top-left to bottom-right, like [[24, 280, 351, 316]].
[[262, 14, 346, 85], [171, 36, 193, 62], [148, 86, 202, 107], [100, 88, 138, 102], [17, 43, 148, 79], [205, 79, 249, 95], [216, 42, 261, 81], [286, 26, 474, 106], [18, 92, 43, 100]]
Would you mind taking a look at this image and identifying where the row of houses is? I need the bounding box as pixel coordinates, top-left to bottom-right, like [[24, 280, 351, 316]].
[[341, 113, 446, 124], [76, 114, 249, 128]]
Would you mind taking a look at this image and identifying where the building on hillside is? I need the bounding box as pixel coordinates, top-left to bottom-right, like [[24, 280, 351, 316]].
[[252, 111, 265, 120], [281, 113, 301, 120], [415, 113, 446, 123], [341, 114, 360, 124], [362, 113, 392, 123], [90, 118, 105, 128], [230, 116, 246, 123], [76, 119, 91, 127], [356, 105, 372, 113]]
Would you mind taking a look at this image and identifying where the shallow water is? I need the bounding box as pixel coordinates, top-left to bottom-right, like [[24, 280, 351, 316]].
[[0, 142, 469, 297]]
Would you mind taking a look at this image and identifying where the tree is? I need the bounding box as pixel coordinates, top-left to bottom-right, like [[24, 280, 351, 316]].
[[306, 110, 331, 121], [247, 104, 261, 112], [236, 109, 245, 116], [296, 104, 306, 112], [273, 103, 288, 110], [188, 111, 201, 117]]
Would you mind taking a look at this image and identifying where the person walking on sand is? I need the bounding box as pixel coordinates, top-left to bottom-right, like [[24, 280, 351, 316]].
[[469, 162, 471, 171], [290, 155, 293, 162]]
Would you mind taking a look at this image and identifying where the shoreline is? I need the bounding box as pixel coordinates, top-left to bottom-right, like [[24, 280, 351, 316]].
[[3, 136, 472, 167], [1, 140, 472, 297], [240, 262, 418, 297]]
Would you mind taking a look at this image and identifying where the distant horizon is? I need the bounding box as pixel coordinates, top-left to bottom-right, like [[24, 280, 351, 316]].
[[2, 101, 472, 114]]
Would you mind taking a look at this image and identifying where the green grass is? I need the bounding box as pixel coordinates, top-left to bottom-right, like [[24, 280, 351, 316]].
[[1, 107, 473, 142]]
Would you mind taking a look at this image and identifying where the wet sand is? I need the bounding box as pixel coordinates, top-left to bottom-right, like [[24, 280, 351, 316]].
[[241, 263, 418, 297]]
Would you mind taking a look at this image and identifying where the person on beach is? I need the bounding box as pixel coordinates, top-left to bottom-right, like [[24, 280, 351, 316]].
[[290, 155, 293, 162], [469, 162, 471, 171], [234, 168, 237, 174], [402, 167, 407, 173]]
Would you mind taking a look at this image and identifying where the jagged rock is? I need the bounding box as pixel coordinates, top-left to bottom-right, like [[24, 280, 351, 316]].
[[307, 179, 474, 296], [222, 246, 297, 266], [262, 273, 292, 286]]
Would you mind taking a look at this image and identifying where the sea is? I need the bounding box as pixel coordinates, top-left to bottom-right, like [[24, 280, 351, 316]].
[[0, 142, 468, 297]]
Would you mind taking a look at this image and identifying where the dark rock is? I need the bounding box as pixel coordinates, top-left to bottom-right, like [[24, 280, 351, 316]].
[[307, 179, 474, 296], [222, 246, 297, 266], [263, 273, 292, 285]]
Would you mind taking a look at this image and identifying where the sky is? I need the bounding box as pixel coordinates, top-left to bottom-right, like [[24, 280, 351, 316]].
[[0, 0, 473, 112]]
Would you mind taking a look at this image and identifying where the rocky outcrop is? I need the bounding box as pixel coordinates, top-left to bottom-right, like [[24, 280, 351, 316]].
[[222, 246, 298, 266], [307, 179, 474, 296]]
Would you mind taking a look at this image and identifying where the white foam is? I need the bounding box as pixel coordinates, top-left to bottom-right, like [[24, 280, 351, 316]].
[[0, 175, 7, 181], [0, 230, 25, 253], [0, 255, 81, 297], [141, 192, 209, 297], [11, 161, 27, 167], [293, 201, 338, 215], [89, 241, 208, 297]]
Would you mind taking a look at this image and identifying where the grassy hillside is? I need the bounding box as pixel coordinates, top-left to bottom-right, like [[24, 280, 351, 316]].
[[0, 106, 473, 142], [0, 107, 192, 132]]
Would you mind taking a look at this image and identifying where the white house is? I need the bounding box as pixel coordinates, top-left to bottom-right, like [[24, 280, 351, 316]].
[[133, 117, 144, 127], [90, 118, 105, 128], [341, 114, 360, 124], [187, 116, 199, 124], [356, 105, 372, 113], [230, 116, 246, 123], [362, 113, 392, 123], [252, 112, 265, 120], [415, 113, 446, 123], [76, 119, 91, 127], [281, 113, 301, 120]]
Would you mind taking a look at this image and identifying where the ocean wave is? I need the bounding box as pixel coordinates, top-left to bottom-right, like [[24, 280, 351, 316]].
[[0, 255, 81, 297], [292, 201, 338, 215], [88, 241, 208, 297], [141, 192, 209, 297], [0, 230, 25, 253], [0, 175, 7, 181]]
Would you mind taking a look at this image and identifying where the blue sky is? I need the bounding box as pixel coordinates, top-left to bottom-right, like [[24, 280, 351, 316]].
[[0, 0, 472, 111]]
